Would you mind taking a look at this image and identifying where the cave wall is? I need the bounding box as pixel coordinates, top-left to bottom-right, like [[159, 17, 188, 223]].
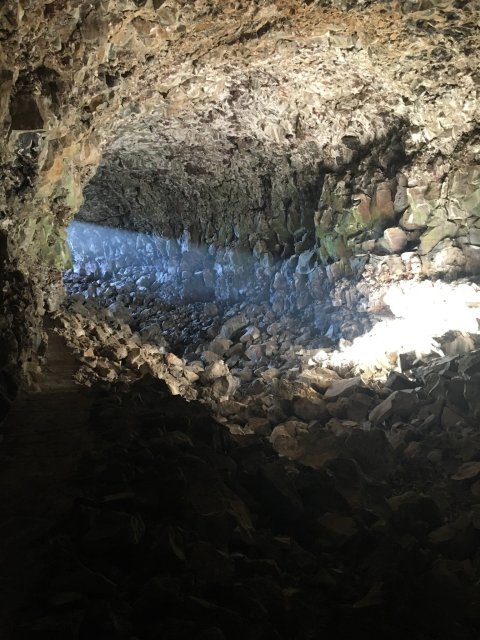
[[0, 0, 479, 408]]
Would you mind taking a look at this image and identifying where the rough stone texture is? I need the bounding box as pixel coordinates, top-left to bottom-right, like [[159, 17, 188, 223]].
[[5, 340, 480, 638], [0, 0, 479, 394]]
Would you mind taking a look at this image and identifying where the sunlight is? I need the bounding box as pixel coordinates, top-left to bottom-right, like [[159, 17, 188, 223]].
[[316, 279, 480, 376]]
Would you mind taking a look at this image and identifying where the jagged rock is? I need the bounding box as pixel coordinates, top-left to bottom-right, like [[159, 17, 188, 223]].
[[465, 374, 480, 418], [201, 361, 230, 382], [342, 392, 374, 422], [220, 315, 248, 340], [298, 367, 341, 391], [83, 511, 145, 551], [317, 513, 358, 548], [419, 222, 459, 254], [270, 421, 307, 458], [245, 344, 264, 362], [369, 389, 420, 425], [260, 367, 280, 382], [384, 227, 408, 254], [389, 492, 442, 538], [385, 371, 417, 391], [451, 461, 480, 482], [343, 428, 394, 479], [292, 396, 329, 422], [209, 337, 233, 356], [240, 326, 261, 343], [191, 542, 235, 586], [324, 377, 363, 400], [258, 462, 304, 523]]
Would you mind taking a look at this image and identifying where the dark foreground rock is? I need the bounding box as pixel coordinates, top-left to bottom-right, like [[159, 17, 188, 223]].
[[10, 348, 480, 640]]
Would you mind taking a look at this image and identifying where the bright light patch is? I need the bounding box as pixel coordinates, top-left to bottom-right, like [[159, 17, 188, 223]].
[[315, 279, 480, 376], [67, 222, 480, 379], [64, 221, 277, 304], [67, 221, 159, 275]]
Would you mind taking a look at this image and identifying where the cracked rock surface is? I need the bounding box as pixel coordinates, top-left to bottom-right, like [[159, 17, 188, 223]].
[[0, 0, 479, 392], [5, 316, 480, 639]]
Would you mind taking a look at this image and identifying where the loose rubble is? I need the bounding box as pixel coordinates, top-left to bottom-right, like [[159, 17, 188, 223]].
[[2, 242, 478, 639], [58, 249, 480, 433], [15, 341, 480, 639]]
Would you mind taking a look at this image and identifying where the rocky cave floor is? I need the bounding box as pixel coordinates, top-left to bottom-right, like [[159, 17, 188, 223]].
[[2, 264, 480, 640]]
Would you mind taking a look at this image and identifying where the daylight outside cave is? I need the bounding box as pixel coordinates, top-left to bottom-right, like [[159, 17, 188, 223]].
[[1, 1, 480, 639]]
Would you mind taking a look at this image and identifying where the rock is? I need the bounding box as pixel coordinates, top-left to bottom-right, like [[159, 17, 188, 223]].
[[374, 182, 395, 223], [258, 462, 304, 522], [240, 326, 261, 343], [384, 227, 408, 253], [245, 344, 264, 362], [209, 337, 233, 356], [83, 511, 145, 550], [343, 392, 373, 422], [51, 565, 117, 597], [204, 302, 219, 316], [296, 249, 317, 275], [201, 361, 230, 382], [419, 221, 458, 254], [260, 367, 280, 381], [220, 315, 248, 339], [292, 396, 329, 422], [270, 421, 307, 458], [343, 428, 394, 479], [298, 367, 341, 391], [451, 461, 480, 482], [385, 371, 417, 391], [441, 332, 475, 357], [317, 513, 358, 547], [101, 343, 128, 361], [427, 514, 476, 560], [245, 417, 271, 436], [389, 492, 442, 538], [202, 350, 223, 364], [441, 405, 465, 429], [465, 374, 480, 417], [324, 377, 363, 400], [191, 541, 235, 586], [184, 367, 200, 383], [166, 352, 184, 367], [216, 400, 248, 420], [369, 390, 419, 425]]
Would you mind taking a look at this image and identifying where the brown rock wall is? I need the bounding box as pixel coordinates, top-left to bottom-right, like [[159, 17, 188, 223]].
[[0, 0, 479, 392]]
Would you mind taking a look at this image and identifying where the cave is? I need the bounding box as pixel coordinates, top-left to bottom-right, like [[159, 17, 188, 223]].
[[1, 1, 480, 639]]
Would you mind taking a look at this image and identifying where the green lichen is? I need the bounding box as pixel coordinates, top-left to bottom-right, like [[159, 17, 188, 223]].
[[21, 214, 72, 270], [316, 204, 371, 262]]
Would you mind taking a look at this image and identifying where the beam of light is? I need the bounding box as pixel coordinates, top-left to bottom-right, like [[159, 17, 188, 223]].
[[64, 221, 274, 304], [314, 279, 480, 376], [66, 221, 160, 277], [66, 222, 480, 380]]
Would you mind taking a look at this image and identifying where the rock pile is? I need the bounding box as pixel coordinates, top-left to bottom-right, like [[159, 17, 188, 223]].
[[57, 249, 480, 433], [16, 343, 480, 639], [7, 236, 479, 639]]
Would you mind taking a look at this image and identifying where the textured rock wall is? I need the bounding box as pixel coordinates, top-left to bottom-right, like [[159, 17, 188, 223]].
[[77, 0, 480, 282], [0, 0, 479, 401]]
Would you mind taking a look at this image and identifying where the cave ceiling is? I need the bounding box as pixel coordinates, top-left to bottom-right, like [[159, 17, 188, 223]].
[[2, 0, 479, 226], [0, 0, 479, 380]]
